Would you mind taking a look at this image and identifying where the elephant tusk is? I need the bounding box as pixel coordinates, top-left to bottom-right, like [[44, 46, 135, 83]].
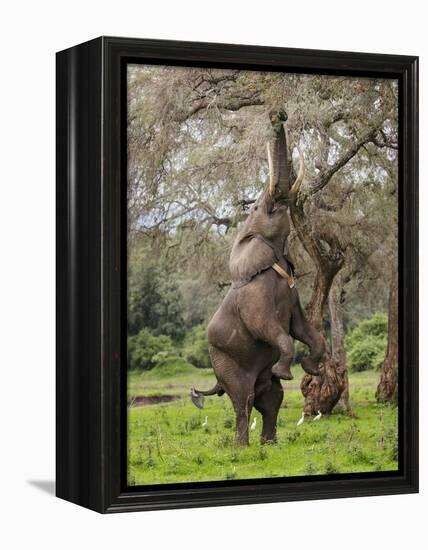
[[289, 148, 305, 197], [267, 142, 275, 197]]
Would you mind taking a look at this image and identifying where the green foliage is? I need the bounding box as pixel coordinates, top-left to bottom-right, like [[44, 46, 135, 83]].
[[293, 340, 309, 365], [128, 262, 185, 340], [347, 337, 386, 373], [179, 276, 223, 329], [183, 325, 211, 369], [128, 329, 175, 371], [127, 324, 212, 373], [127, 65, 398, 336], [353, 312, 388, 337], [346, 312, 388, 372]]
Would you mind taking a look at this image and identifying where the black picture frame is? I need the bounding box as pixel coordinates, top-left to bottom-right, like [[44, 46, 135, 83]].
[[56, 36, 419, 513]]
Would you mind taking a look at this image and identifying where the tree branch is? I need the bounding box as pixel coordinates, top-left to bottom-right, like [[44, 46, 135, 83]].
[[176, 94, 264, 123], [309, 128, 377, 196]]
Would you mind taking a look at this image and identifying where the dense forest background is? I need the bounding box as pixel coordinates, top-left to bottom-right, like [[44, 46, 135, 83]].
[[126, 64, 398, 405]]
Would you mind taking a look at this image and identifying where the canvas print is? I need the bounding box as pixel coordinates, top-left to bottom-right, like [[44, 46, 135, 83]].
[[126, 64, 398, 486]]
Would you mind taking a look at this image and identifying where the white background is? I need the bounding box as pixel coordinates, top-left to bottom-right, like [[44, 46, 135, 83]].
[[0, 1, 425, 548]]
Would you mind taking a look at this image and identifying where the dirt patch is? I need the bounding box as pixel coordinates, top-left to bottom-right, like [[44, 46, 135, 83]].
[[129, 394, 182, 407]]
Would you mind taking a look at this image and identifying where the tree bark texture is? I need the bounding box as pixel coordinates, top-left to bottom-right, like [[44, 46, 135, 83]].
[[291, 201, 346, 415], [376, 270, 398, 403], [329, 281, 353, 415]]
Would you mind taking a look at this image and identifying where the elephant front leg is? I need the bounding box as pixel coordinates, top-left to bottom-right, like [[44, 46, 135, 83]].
[[237, 287, 294, 381], [264, 324, 295, 381], [290, 299, 324, 376]]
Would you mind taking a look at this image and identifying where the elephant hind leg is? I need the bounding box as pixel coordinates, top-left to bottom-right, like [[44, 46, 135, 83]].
[[209, 345, 255, 446], [254, 375, 284, 444], [290, 300, 325, 376]]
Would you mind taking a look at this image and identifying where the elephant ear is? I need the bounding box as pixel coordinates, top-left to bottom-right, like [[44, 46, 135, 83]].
[[229, 235, 276, 286]]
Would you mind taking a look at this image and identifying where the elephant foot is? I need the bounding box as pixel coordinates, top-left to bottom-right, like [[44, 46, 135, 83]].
[[272, 362, 293, 380], [301, 357, 321, 376]]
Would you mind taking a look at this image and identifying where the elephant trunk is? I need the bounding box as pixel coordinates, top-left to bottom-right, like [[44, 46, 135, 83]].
[[267, 110, 305, 202], [268, 110, 290, 200]]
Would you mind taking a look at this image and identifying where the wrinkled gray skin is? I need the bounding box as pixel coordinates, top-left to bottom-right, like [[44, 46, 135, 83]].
[[192, 113, 324, 446]]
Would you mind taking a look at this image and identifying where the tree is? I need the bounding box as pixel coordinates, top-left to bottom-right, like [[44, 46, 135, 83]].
[[328, 278, 353, 414], [127, 65, 398, 411], [127, 239, 186, 340], [285, 76, 398, 414], [376, 267, 398, 402]]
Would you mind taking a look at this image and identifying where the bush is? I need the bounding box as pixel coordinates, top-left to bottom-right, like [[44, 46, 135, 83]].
[[127, 328, 175, 370], [127, 262, 185, 340], [347, 336, 386, 372], [183, 325, 211, 369], [345, 312, 388, 372]]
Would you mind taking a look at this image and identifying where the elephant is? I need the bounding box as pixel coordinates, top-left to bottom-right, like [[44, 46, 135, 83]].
[[191, 111, 324, 446]]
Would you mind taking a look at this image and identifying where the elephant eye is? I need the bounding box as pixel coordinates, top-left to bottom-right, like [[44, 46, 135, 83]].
[[254, 206, 258, 211]]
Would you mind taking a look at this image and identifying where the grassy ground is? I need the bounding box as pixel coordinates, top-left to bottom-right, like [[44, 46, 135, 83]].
[[127, 364, 398, 486]]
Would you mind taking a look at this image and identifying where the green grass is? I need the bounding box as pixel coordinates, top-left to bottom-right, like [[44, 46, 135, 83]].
[[128, 364, 214, 396], [127, 364, 398, 486]]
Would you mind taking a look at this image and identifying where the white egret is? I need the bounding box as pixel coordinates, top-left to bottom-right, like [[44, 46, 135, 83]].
[[296, 412, 305, 426], [313, 410, 322, 421], [250, 417, 257, 431], [202, 416, 208, 427]]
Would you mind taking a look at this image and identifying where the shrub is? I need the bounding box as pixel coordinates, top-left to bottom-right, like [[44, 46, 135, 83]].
[[347, 336, 386, 372], [183, 325, 211, 369], [127, 328, 174, 370], [345, 312, 388, 372], [127, 263, 185, 340]]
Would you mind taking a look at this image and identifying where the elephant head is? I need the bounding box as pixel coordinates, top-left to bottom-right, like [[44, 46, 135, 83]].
[[229, 112, 304, 286]]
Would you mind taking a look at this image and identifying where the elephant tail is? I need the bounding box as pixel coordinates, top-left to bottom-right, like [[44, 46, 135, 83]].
[[190, 383, 224, 409]]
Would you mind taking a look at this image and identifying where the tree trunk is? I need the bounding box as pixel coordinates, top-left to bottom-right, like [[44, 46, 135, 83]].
[[291, 201, 346, 416], [376, 270, 398, 403], [300, 276, 347, 417], [329, 281, 353, 415]]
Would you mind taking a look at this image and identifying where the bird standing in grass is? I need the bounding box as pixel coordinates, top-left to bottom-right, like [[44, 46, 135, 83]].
[[313, 410, 322, 421], [202, 416, 208, 427], [250, 417, 257, 431], [296, 411, 305, 426]]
